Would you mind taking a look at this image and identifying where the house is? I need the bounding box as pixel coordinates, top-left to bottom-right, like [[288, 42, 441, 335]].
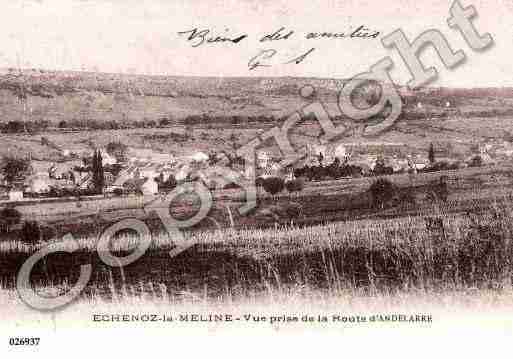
[[48, 161, 81, 180], [389, 157, 409, 172], [128, 148, 159, 161], [283, 166, 295, 181], [175, 163, 191, 182], [307, 144, 329, 163], [150, 153, 175, 164], [77, 174, 93, 190], [121, 176, 158, 195], [334, 144, 348, 160], [113, 166, 138, 187], [141, 177, 159, 195], [260, 162, 282, 178], [101, 150, 117, 166], [28, 173, 51, 193], [362, 155, 377, 170], [201, 166, 244, 190], [122, 178, 144, 194], [256, 151, 271, 169], [104, 172, 116, 187], [189, 151, 209, 163], [139, 164, 160, 180], [8, 189, 23, 201]]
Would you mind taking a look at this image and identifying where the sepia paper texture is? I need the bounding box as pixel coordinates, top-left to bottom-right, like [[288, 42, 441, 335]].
[[1, 0, 513, 356]]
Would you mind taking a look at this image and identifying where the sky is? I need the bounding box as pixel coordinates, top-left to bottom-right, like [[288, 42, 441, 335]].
[[1, 0, 512, 87]]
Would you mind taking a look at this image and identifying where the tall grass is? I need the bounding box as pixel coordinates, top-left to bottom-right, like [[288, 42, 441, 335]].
[[1, 198, 513, 306]]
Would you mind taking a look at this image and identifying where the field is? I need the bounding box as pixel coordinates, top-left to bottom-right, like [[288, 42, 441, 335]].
[[2, 163, 513, 311]]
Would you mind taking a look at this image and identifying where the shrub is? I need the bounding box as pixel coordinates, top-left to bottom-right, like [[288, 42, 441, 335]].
[[396, 189, 417, 208], [372, 163, 394, 176], [0, 207, 21, 232], [285, 178, 304, 193], [284, 202, 303, 218], [369, 178, 397, 209], [468, 155, 483, 167], [262, 177, 285, 195], [2, 120, 25, 133], [1, 156, 31, 184], [427, 176, 449, 202], [21, 220, 41, 243], [255, 177, 266, 187], [113, 188, 124, 196]]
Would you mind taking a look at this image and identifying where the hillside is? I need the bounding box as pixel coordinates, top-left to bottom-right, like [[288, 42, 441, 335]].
[[1, 68, 513, 161]]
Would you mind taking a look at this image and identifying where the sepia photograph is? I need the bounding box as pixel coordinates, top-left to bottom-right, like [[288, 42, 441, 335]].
[[1, 0, 513, 357]]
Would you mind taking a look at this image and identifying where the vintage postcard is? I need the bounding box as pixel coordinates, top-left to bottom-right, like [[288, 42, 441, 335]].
[[1, 0, 513, 356]]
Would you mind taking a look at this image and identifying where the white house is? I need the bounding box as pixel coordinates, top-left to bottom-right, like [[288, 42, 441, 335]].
[[9, 190, 23, 201], [390, 158, 409, 172], [256, 151, 271, 169], [101, 150, 117, 166], [308, 144, 328, 158], [139, 164, 160, 180], [29, 173, 51, 193], [151, 153, 175, 164], [189, 151, 209, 163], [140, 177, 158, 195], [414, 163, 428, 171], [175, 163, 191, 182], [334, 144, 347, 160]]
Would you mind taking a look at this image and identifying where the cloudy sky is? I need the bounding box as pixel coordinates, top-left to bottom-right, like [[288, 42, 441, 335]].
[[1, 0, 512, 87]]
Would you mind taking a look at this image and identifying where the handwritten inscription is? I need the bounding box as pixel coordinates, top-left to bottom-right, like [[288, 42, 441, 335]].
[[177, 25, 380, 70], [306, 25, 380, 40], [248, 48, 315, 70], [260, 27, 295, 42], [177, 28, 248, 47]]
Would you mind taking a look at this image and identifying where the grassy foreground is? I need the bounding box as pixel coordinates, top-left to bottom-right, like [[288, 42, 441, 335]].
[[1, 197, 513, 307]]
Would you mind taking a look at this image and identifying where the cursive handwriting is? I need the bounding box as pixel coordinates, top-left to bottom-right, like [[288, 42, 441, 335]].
[[248, 49, 277, 70], [248, 48, 315, 70], [177, 28, 248, 47], [285, 47, 315, 64], [260, 27, 294, 42], [305, 25, 380, 40]]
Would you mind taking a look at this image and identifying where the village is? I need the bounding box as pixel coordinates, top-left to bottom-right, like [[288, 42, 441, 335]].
[[1, 132, 513, 203]]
